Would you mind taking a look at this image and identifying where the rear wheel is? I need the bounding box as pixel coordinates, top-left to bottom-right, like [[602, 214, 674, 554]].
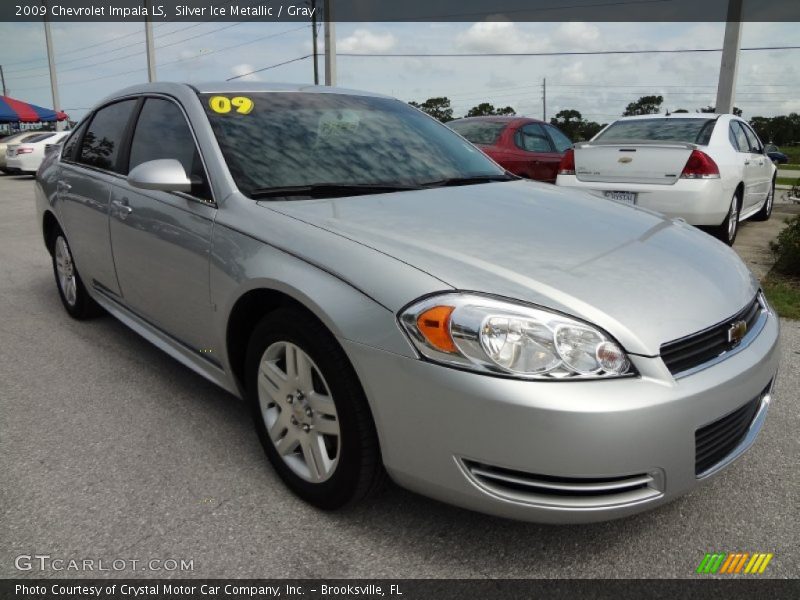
[[51, 230, 102, 319], [710, 190, 741, 246], [245, 307, 386, 509], [751, 178, 775, 221]]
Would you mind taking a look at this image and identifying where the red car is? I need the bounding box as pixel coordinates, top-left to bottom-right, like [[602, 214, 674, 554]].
[[447, 116, 573, 183]]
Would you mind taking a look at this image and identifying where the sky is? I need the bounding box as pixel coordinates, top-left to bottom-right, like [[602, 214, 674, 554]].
[[0, 20, 798, 124]]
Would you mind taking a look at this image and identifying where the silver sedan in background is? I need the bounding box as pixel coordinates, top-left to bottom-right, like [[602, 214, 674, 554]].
[[34, 83, 779, 523]]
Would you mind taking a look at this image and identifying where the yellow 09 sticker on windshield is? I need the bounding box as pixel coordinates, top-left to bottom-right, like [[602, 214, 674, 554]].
[[208, 96, 254, 115]]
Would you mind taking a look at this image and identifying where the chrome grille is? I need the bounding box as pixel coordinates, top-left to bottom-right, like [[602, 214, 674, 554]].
[[660, 295, 764, 376], [461, 460, 663, 508]]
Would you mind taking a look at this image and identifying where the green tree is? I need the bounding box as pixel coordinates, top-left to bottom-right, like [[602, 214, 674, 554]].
[[550, 109, 584, 140], [623, 95, 664, 116], [550, 109, 605, 141], [408, 97, 454, 122], [698, 105, 743, 116], [465, 102, 516, 117], [581, 121, 605, 140]]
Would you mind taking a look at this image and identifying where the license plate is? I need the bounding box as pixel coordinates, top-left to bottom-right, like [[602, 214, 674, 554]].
[[604, 191, 637, 206]]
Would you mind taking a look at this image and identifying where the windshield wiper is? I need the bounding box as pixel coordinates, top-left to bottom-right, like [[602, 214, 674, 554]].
[[419, 174, 516, 188], [249, 182, 420, 199]]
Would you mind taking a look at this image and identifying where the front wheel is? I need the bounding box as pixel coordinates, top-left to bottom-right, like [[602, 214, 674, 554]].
[[709, 191, 741, 246], [751, 179, 775, 222], [245, 307, 386, 509]]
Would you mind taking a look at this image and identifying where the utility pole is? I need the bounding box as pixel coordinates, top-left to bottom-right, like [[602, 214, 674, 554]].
[[0, 65, 7, 96], [42, 2, 63, 130], [144, 0, 157, 82], [323, 0, 336, 86], [311, 0, 319, 84], [715, 0, 743, 114], [542, 78, 547, 122]]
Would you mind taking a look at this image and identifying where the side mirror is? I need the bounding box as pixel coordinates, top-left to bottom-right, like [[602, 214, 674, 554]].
[[127, 159, 192, 193]]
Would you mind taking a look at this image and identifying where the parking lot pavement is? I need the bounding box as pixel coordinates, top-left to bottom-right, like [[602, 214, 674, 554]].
[[0, 175, 797, 579]]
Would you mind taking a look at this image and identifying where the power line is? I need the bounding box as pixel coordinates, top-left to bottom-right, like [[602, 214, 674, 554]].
[[339, 45, 800, 58], [9, 25, 311, 91], [6, 21, 251, 79], [226, 55, 313, 81]]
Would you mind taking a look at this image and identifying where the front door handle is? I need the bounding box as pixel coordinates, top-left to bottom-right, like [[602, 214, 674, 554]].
[[57, 180, 71, 192], [744, 160, 751, 165], [112, 198, 133, 219]]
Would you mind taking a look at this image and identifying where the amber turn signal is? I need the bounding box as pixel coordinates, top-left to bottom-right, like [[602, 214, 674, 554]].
[[416, 305, 457, 353]]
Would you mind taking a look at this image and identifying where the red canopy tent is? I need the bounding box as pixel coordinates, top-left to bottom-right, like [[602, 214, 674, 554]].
[[0, 95, 69, 123]]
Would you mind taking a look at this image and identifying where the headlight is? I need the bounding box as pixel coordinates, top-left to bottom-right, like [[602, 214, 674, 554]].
[[399, 294, 634, 380]]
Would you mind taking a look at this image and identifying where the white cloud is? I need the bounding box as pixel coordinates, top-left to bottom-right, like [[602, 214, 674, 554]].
[[551, 22, 600, 49], [338, 29, 396, 53], [456, 21, 548, 54], [230, 63, 261, 82]]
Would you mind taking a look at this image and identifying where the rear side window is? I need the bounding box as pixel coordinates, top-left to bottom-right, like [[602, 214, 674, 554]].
[[447, 120, 507, 145], [595, 118, 716, 144], [740, 122, 763, 153], [515, 123, 553, 152], [61, 121, 88, 161], [730, 122, 750, 153], [544, 124, 573, 153], [129, 98, 210, 200], [78, 100, 137, 172]]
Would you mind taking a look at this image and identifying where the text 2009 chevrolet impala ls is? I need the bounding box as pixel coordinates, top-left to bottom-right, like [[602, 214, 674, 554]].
[[35, 83, 780, 523]]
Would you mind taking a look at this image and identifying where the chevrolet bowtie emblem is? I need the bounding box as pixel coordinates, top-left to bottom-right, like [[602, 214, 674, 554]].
[[618, 156, 633, 163], [727, 320, 747, 345]]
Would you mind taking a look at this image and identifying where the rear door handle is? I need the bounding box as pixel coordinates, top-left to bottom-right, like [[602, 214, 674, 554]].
[[57, 180, 71, 191], [744, 160, 751, 165], [112, 198, 133, 219]]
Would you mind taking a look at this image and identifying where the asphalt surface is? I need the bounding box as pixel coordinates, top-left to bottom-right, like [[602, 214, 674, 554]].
[[0, 175, 797, 579]]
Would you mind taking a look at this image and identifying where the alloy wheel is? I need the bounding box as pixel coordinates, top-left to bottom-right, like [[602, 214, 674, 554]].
[[727, 197, 739, 243], [257, 341, 340, 483], [54, 236, 78, 306]]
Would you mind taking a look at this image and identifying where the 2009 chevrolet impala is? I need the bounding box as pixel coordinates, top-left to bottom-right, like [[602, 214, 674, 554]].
[[35, 83, 780, 523]]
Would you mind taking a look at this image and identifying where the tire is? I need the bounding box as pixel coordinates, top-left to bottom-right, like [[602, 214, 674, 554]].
[[710, 190, 741, 246], [751, 178, 775, 222], [245, 307, 386, 509], [50, 229, 103, 319]]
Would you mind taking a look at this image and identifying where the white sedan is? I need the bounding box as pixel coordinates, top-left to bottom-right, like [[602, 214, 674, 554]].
[[5, 131, 69, 175], [555, 114, 776, 245]]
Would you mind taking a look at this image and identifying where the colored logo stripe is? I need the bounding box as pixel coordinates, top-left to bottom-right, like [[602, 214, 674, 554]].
[[697, 553, 773, 574]]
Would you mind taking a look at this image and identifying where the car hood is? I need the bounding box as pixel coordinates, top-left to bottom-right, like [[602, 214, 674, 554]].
[[263, 180, 758, 355]]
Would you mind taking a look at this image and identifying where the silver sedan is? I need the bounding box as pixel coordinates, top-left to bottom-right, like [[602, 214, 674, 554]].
[[34, 83, 780, 523]]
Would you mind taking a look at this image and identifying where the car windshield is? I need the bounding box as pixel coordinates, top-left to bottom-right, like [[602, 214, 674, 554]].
[[447, 120, 507, 145], [201, 92, 506, 198], [595, 118, 716, 145]]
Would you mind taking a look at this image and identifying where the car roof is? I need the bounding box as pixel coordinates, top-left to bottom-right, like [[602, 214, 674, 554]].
[[614, 113, 723, 121], [102, 81, 392, 104], [450, 116, 545, 125]]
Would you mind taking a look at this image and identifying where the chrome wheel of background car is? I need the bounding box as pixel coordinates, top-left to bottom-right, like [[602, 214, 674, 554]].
[[54, 236, 77, 307], [727, 197, 739, 242], [257, 341, 340, 483]]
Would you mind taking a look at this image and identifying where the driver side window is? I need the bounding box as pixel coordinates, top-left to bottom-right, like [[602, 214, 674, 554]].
[[128, 98, 211, 201]]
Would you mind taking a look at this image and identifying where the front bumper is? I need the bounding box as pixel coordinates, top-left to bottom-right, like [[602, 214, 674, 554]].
[[343, 310, 780, 523], [556, 175, 730, 226]]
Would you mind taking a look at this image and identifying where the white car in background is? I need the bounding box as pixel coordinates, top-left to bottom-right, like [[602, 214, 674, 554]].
[[556, 114, 776, 245], [5, 131, 69, 175]]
